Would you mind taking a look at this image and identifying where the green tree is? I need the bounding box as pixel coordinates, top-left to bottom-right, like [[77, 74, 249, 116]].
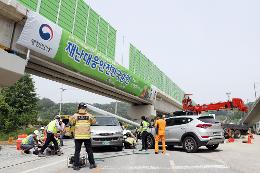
[[1, 74, 38, 130]]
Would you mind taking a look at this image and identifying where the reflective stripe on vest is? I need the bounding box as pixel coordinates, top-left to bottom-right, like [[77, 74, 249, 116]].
[[22, 135, 31, 144], [47, 120, 57, 134], [22, 137, 29, 144], [74, 114, 91, 139], [141, 121, 149, 132]]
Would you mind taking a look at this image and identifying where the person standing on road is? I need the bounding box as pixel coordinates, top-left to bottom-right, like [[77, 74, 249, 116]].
[[38, 115, 63, 157], [154, 114, 166, 154], [139, 116, 150, 151], [71, 102, 97, 170], [59, 120, 65, 146]]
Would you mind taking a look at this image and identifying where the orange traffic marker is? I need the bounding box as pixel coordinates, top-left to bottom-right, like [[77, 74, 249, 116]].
[[228, 138, 235, 143], [247, 134, 252, 144], [227, 128, 235, 143]]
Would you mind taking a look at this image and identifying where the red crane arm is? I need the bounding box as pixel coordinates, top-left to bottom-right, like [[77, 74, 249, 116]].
[[182, 95, 248, 114]]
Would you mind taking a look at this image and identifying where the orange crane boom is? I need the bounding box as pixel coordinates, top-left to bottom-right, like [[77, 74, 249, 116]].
[[182, 94, 248, 114]]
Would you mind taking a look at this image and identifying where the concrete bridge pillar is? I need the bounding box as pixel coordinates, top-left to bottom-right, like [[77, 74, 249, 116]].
[[0, 49, 26, 87], [127, 104, 157, 120]]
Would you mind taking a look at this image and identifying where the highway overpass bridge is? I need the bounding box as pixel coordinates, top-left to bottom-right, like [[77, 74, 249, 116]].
[[242, 97, 260, 126], [0, 0, 184, 118]]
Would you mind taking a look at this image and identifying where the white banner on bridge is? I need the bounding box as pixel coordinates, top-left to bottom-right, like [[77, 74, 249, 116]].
[[17, 11, 62, 58]]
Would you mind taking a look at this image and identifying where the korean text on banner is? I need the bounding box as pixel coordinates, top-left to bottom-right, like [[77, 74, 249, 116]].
[[17, 11, 62, 58]]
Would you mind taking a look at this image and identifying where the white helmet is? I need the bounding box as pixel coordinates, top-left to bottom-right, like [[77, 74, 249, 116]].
[[55, 115, 61, 119], [33, 130, 40, 136], [40, 126, 45, 130]]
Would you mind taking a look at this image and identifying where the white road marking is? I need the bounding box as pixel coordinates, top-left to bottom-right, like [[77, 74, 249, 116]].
[[170, 160, 175, 170], [20, 159, 66, 173], [101, 164, 229, 170], [174, 165, 229, 170], [101, 166, 172, 170]]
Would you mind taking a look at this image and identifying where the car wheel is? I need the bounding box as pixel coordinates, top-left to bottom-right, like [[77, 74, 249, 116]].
[[183, 136, 198, 153], [147, 134, 155, 149], [234, 130, 241, 139], [116, 146, 123, 151], [206, 144, 219, 150]]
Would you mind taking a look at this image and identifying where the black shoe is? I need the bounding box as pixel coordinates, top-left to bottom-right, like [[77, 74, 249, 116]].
[[155, 152, 158, 154], [89, 164, 97, 169], [57, 150, 61, 156], [73, 166, 80, 170], [38, 152, 46, 157]]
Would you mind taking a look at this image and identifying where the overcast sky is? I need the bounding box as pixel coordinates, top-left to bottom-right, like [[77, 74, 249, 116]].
[[33, 0, 260, 104]]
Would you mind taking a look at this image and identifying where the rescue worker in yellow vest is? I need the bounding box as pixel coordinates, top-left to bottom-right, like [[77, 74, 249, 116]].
[[154, 114, 166, 154], [71, 102, 97, 170], [21, 130, 39, 154], [139, 116, 150, 151], [38, 115, 63, 157]]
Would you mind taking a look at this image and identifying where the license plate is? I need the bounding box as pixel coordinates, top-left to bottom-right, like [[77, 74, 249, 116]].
[[102, 141, 110, 145], [213, 132, 221, 136]]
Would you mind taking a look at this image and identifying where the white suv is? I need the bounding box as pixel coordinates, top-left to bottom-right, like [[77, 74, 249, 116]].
[[149, 113, 225, 153]]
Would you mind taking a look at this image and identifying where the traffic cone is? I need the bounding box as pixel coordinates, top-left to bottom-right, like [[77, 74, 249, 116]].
[[227, 128, 234, 143], [247, 134, 252, 144], [228, 137, 234, 143]]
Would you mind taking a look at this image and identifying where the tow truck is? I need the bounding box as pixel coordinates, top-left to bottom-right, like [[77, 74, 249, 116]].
[[182, 94, 249, 138]]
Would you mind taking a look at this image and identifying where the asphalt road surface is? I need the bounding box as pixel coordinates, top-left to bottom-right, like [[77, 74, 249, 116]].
[[1, 136, 259, 173]]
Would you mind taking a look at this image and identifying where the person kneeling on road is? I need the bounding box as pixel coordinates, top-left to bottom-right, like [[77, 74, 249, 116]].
[[38, 115, 63, 157], [21, 130, 39, 154], [70, 102, 97, 170], [154, 114, 166, 154], [124, 132, 137, 149]]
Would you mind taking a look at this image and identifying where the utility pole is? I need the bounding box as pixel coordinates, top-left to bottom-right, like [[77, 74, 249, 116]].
[[254, 82, 257, 100], [59, 86, 67, 115], [226, 92, 231, 101]]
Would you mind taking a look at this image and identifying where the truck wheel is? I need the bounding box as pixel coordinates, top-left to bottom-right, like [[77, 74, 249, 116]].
[[183, 136, 198, 153], [206, 144, 219, 150], [147, 134, 155, 149], [229, 129, 235, 138], [234, 130, 241, 139], [224, 128, 229, 139]]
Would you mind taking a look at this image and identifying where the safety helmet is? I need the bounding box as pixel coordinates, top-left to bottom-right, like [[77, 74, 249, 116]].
[[78, 102, 87, 110], [55, 115, 61, 119], [40, 126, 45, 130], [33, 130, 39, 136]]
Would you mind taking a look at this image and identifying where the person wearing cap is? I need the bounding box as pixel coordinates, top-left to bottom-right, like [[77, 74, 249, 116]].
[[70, 102, 97, 170], [21, 130, 39, 154], [139, 116, 150, 151], [39, 126, 45, 143], [58, 120, 65, 146], [38, 115, 63, 157]]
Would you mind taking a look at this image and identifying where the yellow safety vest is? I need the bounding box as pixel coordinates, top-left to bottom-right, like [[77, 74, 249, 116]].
[[141, 120, 149, 132], [74, 112, 95, 139], [22, 136, 29, 145], [47, 120, 58, 134]]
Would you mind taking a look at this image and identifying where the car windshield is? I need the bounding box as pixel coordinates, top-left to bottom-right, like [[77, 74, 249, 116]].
[[198, 116, 218, 124], [92, 117, 119, 126]]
